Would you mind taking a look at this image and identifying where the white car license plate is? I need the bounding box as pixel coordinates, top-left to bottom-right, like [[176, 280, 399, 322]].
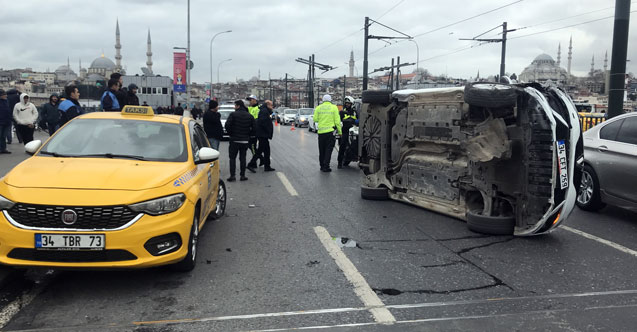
[[557, 140, 568, 190], [35, 234, 105, 250]]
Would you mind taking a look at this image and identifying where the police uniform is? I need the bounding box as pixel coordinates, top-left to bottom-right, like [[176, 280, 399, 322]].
[[337, 106, 357, 168], [313, 96, 342, 172]]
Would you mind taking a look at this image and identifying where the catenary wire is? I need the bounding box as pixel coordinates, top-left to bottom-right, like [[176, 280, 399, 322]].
[[509, 11, 636, 40]]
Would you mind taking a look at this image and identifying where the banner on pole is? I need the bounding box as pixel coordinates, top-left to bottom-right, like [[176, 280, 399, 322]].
[[173, 52, 187, 93]]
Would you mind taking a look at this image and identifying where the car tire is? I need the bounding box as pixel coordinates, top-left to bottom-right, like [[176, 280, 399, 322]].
[[171, 213, 199, 272], [576, 164, 605, 211], [464, 83, 517, 108], [466, 210, 515, 235], [361, 186, 389, 200], [209, 180, 227, 220], [362, 90, 393, 106]]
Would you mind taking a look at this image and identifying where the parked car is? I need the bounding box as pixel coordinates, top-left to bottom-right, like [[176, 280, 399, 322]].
[[218, 105, 234, 140], [280, 109, 297, 125], [295, 108, 314, 128], [359, 83, 583, 236], [576, 112, 637, 213]]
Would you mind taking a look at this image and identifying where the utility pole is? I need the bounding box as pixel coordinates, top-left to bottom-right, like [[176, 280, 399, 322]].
[[460, 22, 517, 82], [608, 0, 631, 118], [284, 74, 288, 107], [186, 0, 191, 110], [362, 17, 412, 91], [295, 55, 335, 108], [343, 75, 346, 103], [396, 56, 401, 90], [371, 58, 415, 90]]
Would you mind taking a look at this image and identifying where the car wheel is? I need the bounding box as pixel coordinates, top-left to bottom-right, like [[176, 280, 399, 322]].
[[466, 210, 515, 235], [576, 164, 605, 211], [171, 213, 199, 272], [209, 180, 227, 220], [361, 90, 393, 106], [464, 83, 517, 108], [361, 186, 389, 200]]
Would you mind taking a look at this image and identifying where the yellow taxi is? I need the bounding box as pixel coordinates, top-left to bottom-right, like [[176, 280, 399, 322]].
[[0, 106, 226, 271]]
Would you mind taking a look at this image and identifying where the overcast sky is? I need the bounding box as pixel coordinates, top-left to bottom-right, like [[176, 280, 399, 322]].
[[0, 0, 634, 83]]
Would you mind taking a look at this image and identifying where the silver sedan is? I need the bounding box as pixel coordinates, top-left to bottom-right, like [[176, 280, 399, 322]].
[[577, 112, 637, 213]]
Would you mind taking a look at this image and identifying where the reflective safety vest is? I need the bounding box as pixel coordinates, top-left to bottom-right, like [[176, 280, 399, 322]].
[[248, 105, 260, 119], [100, 91, 120, 111], [343, 113, 357, 121], [313, 102, 342, 135]]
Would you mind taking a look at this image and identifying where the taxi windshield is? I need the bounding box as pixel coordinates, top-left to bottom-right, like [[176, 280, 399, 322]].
[[40, 119, 188, 162]]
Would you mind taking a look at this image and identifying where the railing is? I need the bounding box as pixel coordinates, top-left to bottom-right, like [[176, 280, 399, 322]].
[[578, 112, 606, 132]]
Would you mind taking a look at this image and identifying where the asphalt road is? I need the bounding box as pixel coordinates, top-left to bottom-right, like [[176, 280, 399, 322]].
[[1, 123, 637, 331]]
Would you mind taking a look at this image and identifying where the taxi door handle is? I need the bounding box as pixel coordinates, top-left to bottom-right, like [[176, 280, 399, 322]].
[[598, 145, 608, 152]]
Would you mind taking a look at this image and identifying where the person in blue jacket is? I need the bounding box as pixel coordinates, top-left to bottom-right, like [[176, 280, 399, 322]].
[[58, 85, 84, 126], [100, 79, 121, 112]]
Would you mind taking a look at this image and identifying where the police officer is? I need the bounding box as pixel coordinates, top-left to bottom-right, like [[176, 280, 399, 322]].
[[246, 95, 261, 170], [313, 94, 341, 172], [100, 79, 121, 112], [337, 96, 357, 169]]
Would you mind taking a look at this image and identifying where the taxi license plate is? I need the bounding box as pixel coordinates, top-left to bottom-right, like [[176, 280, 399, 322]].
[[557, 140, 568, 190], [35, 234, 105, 250]]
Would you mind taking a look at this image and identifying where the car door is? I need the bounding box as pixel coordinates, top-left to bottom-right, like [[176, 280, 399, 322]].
[[591, 117, 635, 203], [611, 116, 637, 203], [189, 122, 213, 224]]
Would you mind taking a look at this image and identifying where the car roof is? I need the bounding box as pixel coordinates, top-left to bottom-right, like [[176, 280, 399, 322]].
[[78, 112, 185, 125]]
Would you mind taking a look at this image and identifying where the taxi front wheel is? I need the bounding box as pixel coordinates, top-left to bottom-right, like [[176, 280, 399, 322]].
[[209, 180, 227, 220], [171, 214, 199, 272]]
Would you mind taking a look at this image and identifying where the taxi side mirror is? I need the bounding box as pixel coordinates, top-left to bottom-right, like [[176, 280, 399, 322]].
[[25, 140, 42, 155], [196, 147, 219, 164]]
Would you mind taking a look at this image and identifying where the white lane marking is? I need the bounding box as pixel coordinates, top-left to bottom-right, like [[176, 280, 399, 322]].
[[313, 226, 396, 324], [276, 172, 299, 196], [0, 270, 55, 329], [562, 225, 637, 258]]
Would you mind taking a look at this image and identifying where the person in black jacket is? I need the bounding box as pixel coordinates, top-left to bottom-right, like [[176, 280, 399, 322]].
[[41, 94, 60, 135], [126, 84, 140, 106], [0, 90, 11, 153], [247, 100, 275, 172], [58, 85, 84, 126], [6, 89, 21, 144], [224, 100, 255, 182], [203, 100, 223, 150]]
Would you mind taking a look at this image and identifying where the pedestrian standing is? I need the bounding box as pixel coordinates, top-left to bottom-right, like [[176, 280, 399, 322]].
[[110, 73, 127, 109], [58, 85, 84, 126], [6, 89, 21, 144], [12, 93, 38, 145], [126, 84, 140, 106], [41, 94, 60, 135], [224, 100, 255, 182], [175, 103, 184, 116], [246, 95, 260, 164], [337, 96, 357, 169], [0, 90, 11, 153], [313, 94, 341, 172], [247, 100, 275, 172], [100, 79, 121, 112], [203, 100, 223, 150]]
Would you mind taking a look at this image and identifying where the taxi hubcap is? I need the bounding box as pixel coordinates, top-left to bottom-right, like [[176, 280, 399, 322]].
[[191, 218, 198, 262], [216, 184, 226, 216]]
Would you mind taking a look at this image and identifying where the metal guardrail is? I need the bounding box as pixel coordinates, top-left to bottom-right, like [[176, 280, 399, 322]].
[[578, 112, 606, 132]]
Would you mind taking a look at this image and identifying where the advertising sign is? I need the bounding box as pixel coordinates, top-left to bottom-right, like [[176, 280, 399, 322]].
[[173, 52, 187, 93]]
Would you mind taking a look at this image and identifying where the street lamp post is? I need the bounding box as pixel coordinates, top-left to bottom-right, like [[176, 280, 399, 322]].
[[210, 30, 232, 99], [217, 59, 232, 99], [409, 39, 420, 86]]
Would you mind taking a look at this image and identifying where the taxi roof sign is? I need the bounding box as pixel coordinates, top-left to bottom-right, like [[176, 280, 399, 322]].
[[121, 105, 154, 116]]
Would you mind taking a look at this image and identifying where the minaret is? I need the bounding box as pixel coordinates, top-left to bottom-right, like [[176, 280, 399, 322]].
[[603, 51, 608, 72], [567, 36, 572, 76], [557, 43, 561, 67], [115, 19, 122, 72], [146, 29, 153, 74], [349, 50, 355, 77], [590, 55, 595, 77], [67, 56, 70, 68]]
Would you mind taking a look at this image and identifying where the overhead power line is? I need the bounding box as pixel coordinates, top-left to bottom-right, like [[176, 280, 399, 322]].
[[376, 0, 407, 20], [509, 11, 636, 40], [412, 0, 524, 38]]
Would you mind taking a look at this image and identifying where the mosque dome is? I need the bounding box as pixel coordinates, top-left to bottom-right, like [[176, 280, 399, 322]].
[[519, 53, 568, 84], [55, 65, 75, 74], [90, 55, 116, 70]]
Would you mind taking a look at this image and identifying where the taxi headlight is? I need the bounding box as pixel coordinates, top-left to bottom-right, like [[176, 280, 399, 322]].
[[129, 194, 186, 216], [0, 195, 15, 210]]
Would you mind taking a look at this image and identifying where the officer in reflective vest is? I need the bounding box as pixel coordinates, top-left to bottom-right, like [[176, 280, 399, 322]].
[[100, 78, 121, 112], [313, 94, 342, 172], [337, 96, 358, 169], [246, 95, 261, 169]]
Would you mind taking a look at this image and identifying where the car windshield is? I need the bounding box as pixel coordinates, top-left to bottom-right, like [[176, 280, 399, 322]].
[[219, 110, 233, 120], [299, 109, 313, 115], [39, 119, 188, 162], [285, 110, 297, 115]]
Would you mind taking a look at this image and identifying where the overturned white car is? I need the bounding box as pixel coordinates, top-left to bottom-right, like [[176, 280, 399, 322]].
[[359, 83, 583, 236]]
